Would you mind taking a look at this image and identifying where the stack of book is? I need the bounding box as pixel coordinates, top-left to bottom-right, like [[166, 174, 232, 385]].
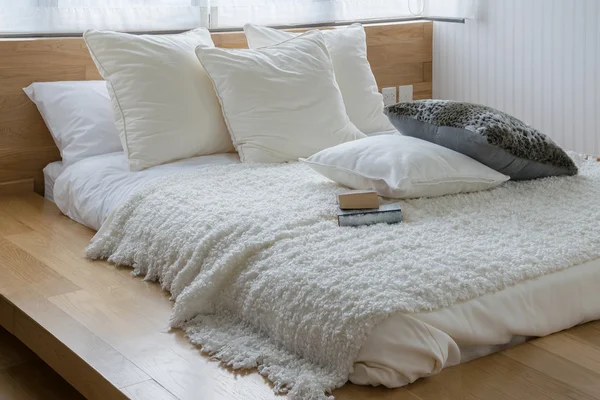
[[337, 191, 402, 227]]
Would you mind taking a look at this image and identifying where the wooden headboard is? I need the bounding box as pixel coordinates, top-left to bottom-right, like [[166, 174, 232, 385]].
[[0, 21, 432, 195]]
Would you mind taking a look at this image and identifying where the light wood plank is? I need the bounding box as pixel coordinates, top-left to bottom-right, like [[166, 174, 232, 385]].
[[0, 236, 79, 298], [0, 297, 14, 333], [47, 289, 280, 400], [368, 40, 432, 67], [0, 326, 86, 400], [0, 225, 150, 400], [0, 95, 56, 146], [335, 384, 420, 400], [11, 292, 146, 400], [1, 359, 86, 400], [6, 229, 168, 304], [364, 22, 426, 46], [423, 22, 433, 43], [0, 178, 33, 195], [406, 357, 512, 400], [413, 82, 433, 100], [423, 61, 432, 82], [0, 326, 35, 370], [0, 66, 86, 91], [568, 322, 600, 348], [0, 370, 37, 400], [472, 353, 596, 400], [504, 341, 600, 399], [372, 62, 424, 88], [0, 206, 32, 237], [532, 331, 600, 373], [122, 380, 178, 400], [210, 31, 248, 49]]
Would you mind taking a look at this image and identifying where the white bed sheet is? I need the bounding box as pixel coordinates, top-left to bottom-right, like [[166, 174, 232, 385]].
[[43, 161, 64, 203], [53, 151, 600, 389], [54, 152, 240, 231]]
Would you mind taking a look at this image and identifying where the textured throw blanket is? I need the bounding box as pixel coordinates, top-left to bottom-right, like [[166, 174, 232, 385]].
[[87, 155, 600, 399]]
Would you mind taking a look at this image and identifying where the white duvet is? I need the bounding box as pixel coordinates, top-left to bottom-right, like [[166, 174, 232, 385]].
[[53, 152, 240, 230], [85, 158, 600, 399]]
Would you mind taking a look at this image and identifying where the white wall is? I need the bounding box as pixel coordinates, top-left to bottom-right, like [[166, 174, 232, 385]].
[[433, 0, 600, 155]]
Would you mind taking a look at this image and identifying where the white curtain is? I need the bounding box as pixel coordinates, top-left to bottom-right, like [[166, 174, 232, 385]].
[[0, 0, 476, 35], [0, 1, 209, 34], [209, 0, 418, 28], [424, 0, 478, 20]]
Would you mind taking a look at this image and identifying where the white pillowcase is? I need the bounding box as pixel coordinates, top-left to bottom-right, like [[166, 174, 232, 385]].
[[195, 30, 365, 163], [301, 135, 509, 199], [244, 23, 395, 135], [84, 28, 233, 171], [23, 81, 122, 166]]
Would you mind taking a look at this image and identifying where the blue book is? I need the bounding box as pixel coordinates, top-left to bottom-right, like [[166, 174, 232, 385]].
[[337, 203, 402, 227]]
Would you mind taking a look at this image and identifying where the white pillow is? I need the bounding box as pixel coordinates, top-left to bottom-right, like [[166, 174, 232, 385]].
[[195, 30, 365, 163], [23, 81, 122, 166], [84, 28, 233, 171], [244, 23, 395, 135], [301, 135, 509, 199]]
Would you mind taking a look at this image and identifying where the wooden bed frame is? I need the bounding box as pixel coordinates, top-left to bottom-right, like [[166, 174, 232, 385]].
[[0, 22, 433, 196], [2, 22, 600, 400]]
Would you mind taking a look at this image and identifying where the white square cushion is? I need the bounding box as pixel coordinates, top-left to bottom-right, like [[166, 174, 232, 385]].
[[244, 23, 395, 135], [84, 28, 233, 171], [195, 30, 365, 163], [24, 81, 122, 166], [301, 135, 509, 199]]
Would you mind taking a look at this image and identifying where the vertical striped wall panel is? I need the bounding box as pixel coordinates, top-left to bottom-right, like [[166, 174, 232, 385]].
[[433, 0, 600, 155]]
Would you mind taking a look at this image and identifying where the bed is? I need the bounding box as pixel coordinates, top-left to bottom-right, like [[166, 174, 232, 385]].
[[44, 150, 600, 392], [2, 22, 600, 400]]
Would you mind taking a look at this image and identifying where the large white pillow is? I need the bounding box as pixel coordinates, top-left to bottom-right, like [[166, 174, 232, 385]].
[[24, 81, 122, 166], [84, 28, 233, 171], [194, 30, 365, 163], [244, 23, 395, 135], [301, 135, 509, 199]]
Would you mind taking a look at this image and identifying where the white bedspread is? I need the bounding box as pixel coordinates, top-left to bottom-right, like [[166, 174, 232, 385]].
[[87, 159, 600, 399]]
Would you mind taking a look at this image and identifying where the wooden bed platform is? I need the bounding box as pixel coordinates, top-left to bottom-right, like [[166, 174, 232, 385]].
[[2, 20, 600, 399], [1, 193, 600, 400]]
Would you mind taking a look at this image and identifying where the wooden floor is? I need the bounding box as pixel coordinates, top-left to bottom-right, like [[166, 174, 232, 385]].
[[1, 193, 600, 400], [0, 326, 85, 400]]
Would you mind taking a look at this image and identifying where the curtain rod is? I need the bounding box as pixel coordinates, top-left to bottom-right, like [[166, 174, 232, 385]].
[[0, 16, 464, 39], [422, 17, 466, 23]]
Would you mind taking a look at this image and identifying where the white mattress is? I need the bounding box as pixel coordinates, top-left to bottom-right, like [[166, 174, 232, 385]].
[[43, 161, 64, 203], [53, 152, 600, 388], [353, 257, 600, 387]]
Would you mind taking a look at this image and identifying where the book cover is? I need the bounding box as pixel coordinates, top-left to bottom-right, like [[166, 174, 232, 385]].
[[337, 203, 402, 227]]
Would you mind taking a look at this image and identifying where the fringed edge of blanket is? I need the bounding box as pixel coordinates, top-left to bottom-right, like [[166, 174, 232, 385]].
[[177, 311, 345, 400]]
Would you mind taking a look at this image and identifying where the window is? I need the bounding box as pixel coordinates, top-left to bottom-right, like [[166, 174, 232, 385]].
[[0, 0, 474, 36], [0, 1, 210, 34], [210, 0, 418, 28]]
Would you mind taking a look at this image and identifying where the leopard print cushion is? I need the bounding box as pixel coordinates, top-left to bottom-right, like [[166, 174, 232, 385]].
[[385, 100, 577, 177]]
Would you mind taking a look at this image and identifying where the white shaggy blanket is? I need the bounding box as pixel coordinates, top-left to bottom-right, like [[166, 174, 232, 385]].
[[87, 155, 600, 399]]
